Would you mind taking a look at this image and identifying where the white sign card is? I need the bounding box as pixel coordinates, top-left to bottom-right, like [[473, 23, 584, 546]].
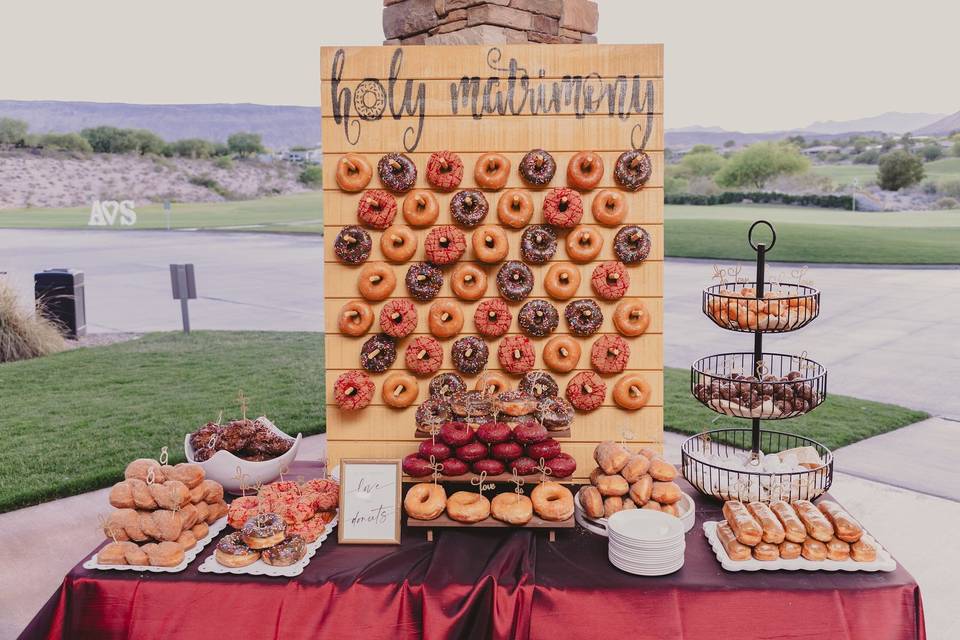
[[338, 459, 402, 545]]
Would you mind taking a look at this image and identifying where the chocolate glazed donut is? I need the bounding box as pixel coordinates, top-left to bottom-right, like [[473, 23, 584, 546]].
[[519, 149, 556, 186], [614, 150, 652, 191], [378, 153, 417, 193]]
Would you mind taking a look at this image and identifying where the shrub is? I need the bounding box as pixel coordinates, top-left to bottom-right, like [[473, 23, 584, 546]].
[[0, 117, 29, 145], [0, 279, 67, 363], [664, 191, 854, 209], [170, 138, 216, 159], [188, 175, 231, 198], [934, 197, 959, 210], [298, 165, 323, 188], [664, 174, 688, 196], [852, 149, 881, 164], [677, 148, 726, 178], [877, 150, 924, 191], [919, 144, 943, 162], [36, 132, 93, 152], [936, 178, 960, 199], [715, 141, 810, 189], [214, 156, 234, 170], [953, 140, 960, 158]]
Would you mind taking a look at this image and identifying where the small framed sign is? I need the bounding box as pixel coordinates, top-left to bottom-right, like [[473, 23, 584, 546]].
[[338, 459, 402, 545]]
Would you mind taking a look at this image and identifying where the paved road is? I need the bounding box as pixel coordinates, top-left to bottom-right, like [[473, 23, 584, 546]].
[[3, 230, 957, 418]]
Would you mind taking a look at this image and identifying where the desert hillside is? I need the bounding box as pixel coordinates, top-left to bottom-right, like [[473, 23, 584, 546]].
[[0, 150, 310, 209]]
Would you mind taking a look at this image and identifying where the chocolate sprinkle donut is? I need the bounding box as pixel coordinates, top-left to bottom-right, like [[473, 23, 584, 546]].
[[496, 260, 534, 302], [519, 370, 559, 399], [614, 150, 652, 191], [451, 336, 489, 374], [429, 373, 466, 400], [613, 225, 652, 264], [564, 299, 603, 336], [405, 263, 443, 301], [519, 149, 556, 185], [520, 225, 558, 264], [451, 390, 494, 417], [517, 299, 559, 337], [536, 396, 574, 430], [262, 534, 306, 566], [416, 397, 452, 430], [450, 190, 489, 227], [334, 225, 372, 264], [359, 334, 397, 373], [378, 152, 417, 192]]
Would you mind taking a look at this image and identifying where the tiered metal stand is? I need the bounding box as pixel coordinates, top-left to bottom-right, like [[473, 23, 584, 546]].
[[681, 221, 834, 503]]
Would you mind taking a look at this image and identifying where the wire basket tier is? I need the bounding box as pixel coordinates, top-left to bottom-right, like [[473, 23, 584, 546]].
[[681, 428, 834, 503], [703, 282, 820, 333], [691, 351, 827, 420]]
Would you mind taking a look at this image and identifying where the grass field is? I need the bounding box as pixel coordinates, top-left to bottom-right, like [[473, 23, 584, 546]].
[[811, 157, 960, 186], [0, 331, 324, 512], [0, 331, 926, 512]]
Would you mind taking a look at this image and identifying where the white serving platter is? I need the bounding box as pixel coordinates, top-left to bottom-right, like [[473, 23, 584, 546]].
[[83, 516, 228, 573], [702, 521, 896, 572], [198, 511, 339, 578], [574, 488, 696, 537]]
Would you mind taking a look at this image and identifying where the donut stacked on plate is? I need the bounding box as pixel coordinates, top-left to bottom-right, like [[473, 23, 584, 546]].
[[404, 480, 575, 525], [98, 458, 227, 568], [332, 148, 656, 416]]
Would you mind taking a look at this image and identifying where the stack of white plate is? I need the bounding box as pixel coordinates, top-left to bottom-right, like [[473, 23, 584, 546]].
[[607, 509, 686, 576]]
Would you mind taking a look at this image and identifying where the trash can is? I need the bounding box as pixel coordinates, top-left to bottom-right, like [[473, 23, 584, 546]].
[[34, 269, 86, 338]]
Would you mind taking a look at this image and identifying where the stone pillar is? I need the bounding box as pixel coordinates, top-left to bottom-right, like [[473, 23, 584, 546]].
[[383, 0, 598, 45]]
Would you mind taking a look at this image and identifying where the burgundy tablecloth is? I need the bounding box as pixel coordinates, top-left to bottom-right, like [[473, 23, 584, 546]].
[[20, 462, 925, 640]]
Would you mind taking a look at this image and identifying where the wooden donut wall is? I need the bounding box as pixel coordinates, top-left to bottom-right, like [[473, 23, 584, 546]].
[[321, 45, 664, 481]]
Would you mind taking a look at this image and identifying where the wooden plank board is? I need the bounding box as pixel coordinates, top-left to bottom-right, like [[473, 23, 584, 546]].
[[323, 186, 663, 226], [322, 45, 663, 79], [323, 297, 664, 335], [322, 152, 664, 192], [324, 223, 664, 264], [321, 78, 663, 117]]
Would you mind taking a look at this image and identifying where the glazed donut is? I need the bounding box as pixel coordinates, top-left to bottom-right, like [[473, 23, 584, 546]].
[[542, 188, 584, 228], [406, 263, 443, 301], [595, 473, 629, 497], [519, 149, 556, 186], [450, 263, 488, 301], [358, 262, 397, 301], [334, 225, 373, 265], [380, 225, 418, 263], [475, 153, 511, 190], [591, 189, 628, 225], [404, 483, 447, 520], [496, 260, 534, 302], [333, 370, 375, 411], [520, 225, 558, 264], [335, 154, 372, 192], [402, 190, 440, 227], [497, 190, 534, 228], [566, 371, 606, 412], [579, 485, 604, 519], [337, 300, 374, 337], [446, 491, 491, 523], [472, 225, 508, 263], [613, 300, 650, 336], [427, 300, 465, 338], [531, 481, 574, 521], [382, 372, 419, 408], [424, 225, 467, 266], [378, 152, 417, 193], [405, 336, 443, 376], [543, 263, 580, 300], [474, 298, 512, 338], [426, 151, 463, 191], [614, 150, 652, 191], [357, 190, 397, 230], [497, 335, 536, 375], [450, 190, 489, 227], [360, 334, 397, 372], [590, 335, 630, 374], [451, 336, 489, 375], [613, 225, 652, 264], [613, 375, 652, 410], [565, 225, 603, 262], [591, 261, 629, 300], [491, 492, 533, 525], [475, 371, 511, 396], [379, 299, 417, 338], [566, 152, 604, 191], [542, 336, 581, 373]]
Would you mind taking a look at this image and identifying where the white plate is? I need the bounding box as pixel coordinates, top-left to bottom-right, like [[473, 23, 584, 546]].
[[609, 553, 684, 576], [574, 489, 696, 536], [608, 509, 685, 541], [83, 516, 228, 573], [702, 521, 897, 572], [198, 511, 339, 578]]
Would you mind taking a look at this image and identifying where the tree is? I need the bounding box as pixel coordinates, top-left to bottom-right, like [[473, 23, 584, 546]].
[[299, 166, 323, 188], [919, 143, 943, 162], [953, 140, 960, 158], [678, 148, 726, 178], [723, 139, 736, 148], [227, 132, 264, 157], [170, 138, 216, 159], [877, 150, 924, 191], [881, 138, 896, 152], [899, 133, 914, 149], [714, 141, 810, 189], [0, 117, 28, 145], [130, 129, 167, 155], [852, 149, 880, 165], [36, 132, 93, 152], [80, 126, 139, 153]]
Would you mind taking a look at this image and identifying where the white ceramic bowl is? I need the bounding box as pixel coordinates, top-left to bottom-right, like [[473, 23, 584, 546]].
[[184, 416, 302, 494]]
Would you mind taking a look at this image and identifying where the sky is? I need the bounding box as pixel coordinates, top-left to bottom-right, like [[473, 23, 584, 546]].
[[1, 0, 956, 132]]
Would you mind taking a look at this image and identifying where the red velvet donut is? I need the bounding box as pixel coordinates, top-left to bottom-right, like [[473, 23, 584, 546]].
[[418, 440, 451, 461], [542, 188, 584, 228], [590, 335, 630, 374], [510, 456, 539, 475], [491, 441, 524, 461], [426, 151, 464, 191], [424, 225, 467, 266], [545, 452, 577, 478], [379, 299, 418, 338], [440, 458, 469, 476], [472, 459, 506, 475], [476, 421, 512, 444], [512, 421, 549, 445], [405, 336, 443, 375], [403, 453, 432, 477], [357, 189, 397, 230], [440, 421, 475, 447], [474, 298, 512, 338], [566, 371, 606, 411], [526, 437, 561, 460], [591, 261, 630, 300], [456, 441, 489, 463], [334, 370, 375, 411], [497, 335, 535, 374]]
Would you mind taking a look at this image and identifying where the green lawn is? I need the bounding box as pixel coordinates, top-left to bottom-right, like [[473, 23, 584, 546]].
[[0, 332, 926, 512], [0, 331, 324, 512], [0, 192, 324, 232], [811, 157, 960, 186]]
